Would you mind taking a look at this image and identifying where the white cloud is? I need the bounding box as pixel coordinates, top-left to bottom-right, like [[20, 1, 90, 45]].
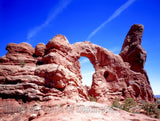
[[27, 0, 72, 41], [82, 71, 95, 76], [81, 71, 95, 86], [109, 47, 121, 54], [80, 58, 89, 64], [87, 0, 136, 40]]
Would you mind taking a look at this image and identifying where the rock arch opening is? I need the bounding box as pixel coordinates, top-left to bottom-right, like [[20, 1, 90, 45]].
[[79, 57, 95, 87]]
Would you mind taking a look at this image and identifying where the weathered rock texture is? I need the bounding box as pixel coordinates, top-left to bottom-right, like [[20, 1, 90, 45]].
[[0, 24, 155, 104], [1, 98, 159, 121]]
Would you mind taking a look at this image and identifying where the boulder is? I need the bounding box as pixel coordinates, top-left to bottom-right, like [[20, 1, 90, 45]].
[[0, 42, 36, 66], [35, 43, 46, 57], [6, 42, 34, 56], [46, 34, 72, 53]]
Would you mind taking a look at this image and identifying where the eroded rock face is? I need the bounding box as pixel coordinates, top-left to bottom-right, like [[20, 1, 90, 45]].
[[0, 35, 88, 102], [0, 25, 155, 104], [120, 24, 146, 72], [0, 42, 36, 66], [6, 42, 35, 56]]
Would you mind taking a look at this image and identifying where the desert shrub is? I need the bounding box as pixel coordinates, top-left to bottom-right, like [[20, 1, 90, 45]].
[[142, 102, 160, 118], [89, 95, 96, 102], [154, 108, 160, 118], [18, 106, 24, 112], [19, 60, 26, 67], [142, 103, 156, 115], [60, 104, 65, 107], [112, 97, 121, 108], [156, 98, 160, 104], [121, 98, 137, 112], [111, 98, 137, 112]]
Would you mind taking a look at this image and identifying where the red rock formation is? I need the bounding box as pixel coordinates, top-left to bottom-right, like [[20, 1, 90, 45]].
[[0, 25, 155, 105], [120, 24, 145, 72], [0, 24, 157, 120], [0, 35, 88, 102], [35, 43, 46, 57], [72, 26, 154, 103], [0, 42, 36, 66]]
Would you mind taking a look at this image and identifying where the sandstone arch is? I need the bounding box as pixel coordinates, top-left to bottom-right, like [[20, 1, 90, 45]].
[[0, 24, 155, 103]]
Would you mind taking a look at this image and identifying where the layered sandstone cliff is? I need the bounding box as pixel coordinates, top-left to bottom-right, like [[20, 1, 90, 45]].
[[0, 24, 154, 104]]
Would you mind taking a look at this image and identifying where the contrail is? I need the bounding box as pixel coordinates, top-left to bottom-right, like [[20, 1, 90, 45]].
[[27, 0, 72, 41], [87, 0, 136, 40]]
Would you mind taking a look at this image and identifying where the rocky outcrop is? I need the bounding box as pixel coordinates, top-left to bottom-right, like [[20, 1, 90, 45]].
[[0, 24, 155, 104], [119, 24, 147, 74], [0, 35, 88, 102], [0, 42, 36, 66]]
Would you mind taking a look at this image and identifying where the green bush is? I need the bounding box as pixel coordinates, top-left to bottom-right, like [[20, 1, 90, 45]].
[[142, 103, 156, 115], [142, 102, 160, 118], [89, 95, 96, 102], [60, 104, 65, 107], [111, 98, 137, 112], [154, 108, 160, 118], [111, 98, 160, 118], [19, 60, 26, 67], [121, 98, 137, 112], [112, 97, 121, 108], [156, 98, 160, 104]]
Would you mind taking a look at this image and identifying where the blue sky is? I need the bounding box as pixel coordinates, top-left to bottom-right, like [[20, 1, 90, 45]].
[[0, 0, 160, 95]]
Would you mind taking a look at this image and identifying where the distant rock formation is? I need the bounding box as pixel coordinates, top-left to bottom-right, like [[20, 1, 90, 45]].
[[0, 24, 155, 104]]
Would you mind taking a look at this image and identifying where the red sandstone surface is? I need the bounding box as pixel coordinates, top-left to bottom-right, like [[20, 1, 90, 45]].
[[0, 24, 157, 121]]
